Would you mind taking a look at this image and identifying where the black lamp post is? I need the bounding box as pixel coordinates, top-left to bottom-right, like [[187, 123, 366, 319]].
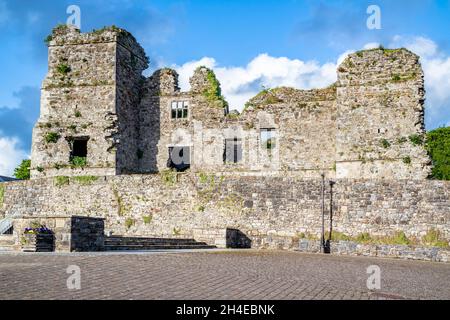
[[320, 173, 325, 253]]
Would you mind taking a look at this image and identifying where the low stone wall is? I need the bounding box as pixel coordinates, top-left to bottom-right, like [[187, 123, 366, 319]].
[[12, 216, 104, 252], [297, 239, 450, 263], [0, 174, 448, 256]]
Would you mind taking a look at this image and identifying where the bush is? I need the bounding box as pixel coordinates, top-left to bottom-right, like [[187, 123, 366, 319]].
[[403, 156, 411, 165], [14, 159, 31, 180], [409, 134, 424, 146], [426, 127, 450, 180], [45, 132, 60, 143], [56, 63, 71, 74], [70, 156, 87, 167]]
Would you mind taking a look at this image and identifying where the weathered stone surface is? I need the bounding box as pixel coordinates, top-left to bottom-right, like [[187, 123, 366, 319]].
[[1, 175, 448, 252]]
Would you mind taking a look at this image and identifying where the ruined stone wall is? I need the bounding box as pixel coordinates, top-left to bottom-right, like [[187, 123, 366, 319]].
[[336, 48, 431, 179], [139, 69, 337, 177], [1, 175, 448, 249], [115, 33, 148, 174], [31, 26, 148, 178]]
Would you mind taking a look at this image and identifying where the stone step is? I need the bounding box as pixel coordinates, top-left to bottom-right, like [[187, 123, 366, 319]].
[[0, 235, 15, 251], [104, 244, 216, 251], [104, 236, 216, 251]]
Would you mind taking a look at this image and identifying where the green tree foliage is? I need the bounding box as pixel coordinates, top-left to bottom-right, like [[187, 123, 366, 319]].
[[426, 127, 450, 180], [14, 159, 31, 180]]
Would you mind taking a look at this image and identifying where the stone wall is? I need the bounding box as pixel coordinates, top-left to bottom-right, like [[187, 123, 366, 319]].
[[12, 216, 104, 252], [297, 239, 450, 263], [1, 174, 448, 250]]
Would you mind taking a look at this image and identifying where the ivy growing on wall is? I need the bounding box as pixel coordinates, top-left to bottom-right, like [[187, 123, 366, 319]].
[[197, 67, 229, 110]]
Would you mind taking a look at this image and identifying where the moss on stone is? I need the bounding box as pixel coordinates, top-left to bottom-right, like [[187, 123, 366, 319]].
[[54, 176, 70, 187], [125, 218, 135, 229], [0, 185, 5, 205], [422, 229, 449, 248], [73, 176, 99, 185], [161, 169, 177, 186], [142, 215, 152, 224]]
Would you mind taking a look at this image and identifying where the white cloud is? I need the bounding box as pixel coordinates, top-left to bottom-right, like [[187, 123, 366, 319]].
[[0, 135, 28, 177], [174, 54, 338, 111], [169, 36, 449, 128], [389, 36, 450, 127]]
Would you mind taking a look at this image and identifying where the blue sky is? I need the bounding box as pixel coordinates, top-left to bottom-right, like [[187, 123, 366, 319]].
[[0, 0, 449, 175]]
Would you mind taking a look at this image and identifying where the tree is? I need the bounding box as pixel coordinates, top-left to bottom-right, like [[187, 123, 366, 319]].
[[426, 127, 450, 180], [14, 159, 31, 180]]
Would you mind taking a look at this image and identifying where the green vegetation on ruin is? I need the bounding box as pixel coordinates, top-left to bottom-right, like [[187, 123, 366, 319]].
[[44, 132, 60, 144], [73, 176, 99, 185], [54, 176, 70, 187], [125, 218, 135, 229], [160, 169, 177, 186], [243, 87, 284, 112], [142, 215, 152, 224], [172, 227, 182, 236], [56, 63, 71, 75], [74, 111, 82, 118], [196, 66, 229, 110], [299, 230, 448, 248], [0, 185, 5, 205], [70, 156, 87, 168], [380, 139, 391, 149], [409, 134, 424, 146], [403, 156, 412, 165]]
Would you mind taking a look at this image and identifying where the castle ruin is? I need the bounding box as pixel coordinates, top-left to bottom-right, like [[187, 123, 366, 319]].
[[30, 25, 431, 180], [0, 25, 448, 258]]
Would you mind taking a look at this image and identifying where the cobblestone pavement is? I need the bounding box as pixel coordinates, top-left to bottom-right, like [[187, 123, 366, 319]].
[[0, 250, 449, 300]]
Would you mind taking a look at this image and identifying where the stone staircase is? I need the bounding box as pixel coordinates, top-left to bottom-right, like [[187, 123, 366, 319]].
[[104, 236, 216, 251], [0, 235, 15, 252]]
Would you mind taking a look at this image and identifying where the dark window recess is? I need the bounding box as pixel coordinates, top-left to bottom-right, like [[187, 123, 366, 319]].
[[171, 101, 189, 119], [224, 138, 242, 163], [167, 146, 190, 172], [69, 138, 89, 163], [72, 139, 88, 157]]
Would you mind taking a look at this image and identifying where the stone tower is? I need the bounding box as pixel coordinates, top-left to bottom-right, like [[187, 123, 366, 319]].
[[335, 48, 431, 179], [30, 25, 148, 178]]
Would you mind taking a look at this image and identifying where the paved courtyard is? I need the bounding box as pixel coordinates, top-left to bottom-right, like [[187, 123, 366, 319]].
[[0, 250, 449, 300]]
